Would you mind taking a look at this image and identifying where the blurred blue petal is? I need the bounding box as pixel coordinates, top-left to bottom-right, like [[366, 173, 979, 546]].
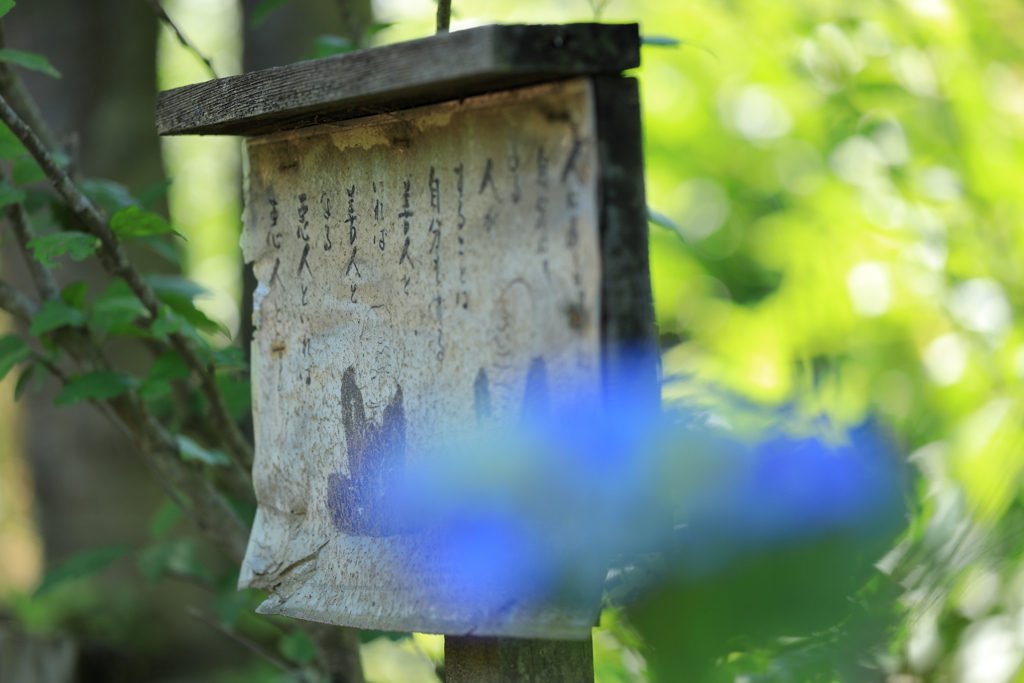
[[675, 419, 906, 576], [384, 398, 905, 614]]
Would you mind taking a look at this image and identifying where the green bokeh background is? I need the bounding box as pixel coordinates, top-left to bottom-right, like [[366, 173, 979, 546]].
[[437, 1, 1024, 680]]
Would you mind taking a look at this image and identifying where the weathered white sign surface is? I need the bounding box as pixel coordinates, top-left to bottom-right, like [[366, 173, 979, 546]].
[[239, 78, 603, 638]]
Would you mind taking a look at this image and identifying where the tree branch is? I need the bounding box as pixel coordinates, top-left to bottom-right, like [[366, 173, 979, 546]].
[[107, 391, 250, 562], [436, 0, 451, 33], [0, 285, 249, 559], [0, 278, 37, 323], [90, 393, 230, 551], [0, 92, 255, 472], [587, 0, 612, 20], [301, 621, 366, 683], [145, 0, 218, 80], [3, 196, 113, 376], [0, 279, 248, 560], [31, 350, 67, 383], [2, 180, 60, 301], [334, 0, 373, 49], [188, 606, 307, 681], [0, 75, 252, 564]]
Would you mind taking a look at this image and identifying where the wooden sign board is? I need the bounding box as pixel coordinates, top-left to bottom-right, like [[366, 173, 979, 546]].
[[157, 24, 655, 641]]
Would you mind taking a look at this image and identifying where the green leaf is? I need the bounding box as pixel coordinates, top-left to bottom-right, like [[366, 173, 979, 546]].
[[148, 351, 190, 382], [12, 155, 45, 184], [79, 179, 139, 214], [214, 586, 266, 629], [135, 235, 182, 267], [213, 346, 246, 370], [250, 0, 293, 28], [26, 232, 99, 267], [110, 206, 178, 239], [136, 179, 173, 210], [158, 292, 226, 336], [175, 434, 230, 467], [368, 22, 395, 37], [140, 351, 189, 397], [34, 544, 130, 597], [137, 538, 212, 586], [54, 371, 136, 406], [149, 499, 183, 539], [48, 200, 81, 233], [309, 35, 355, 60], [216, 372, 251, 420], [146, 275, 208, 301], [279, 630, 317, 665], [0, 123, 26, 160], [138, 378, 172, 399], [150, 306, 184, 337], [0, 1, 16, 21], [225, 494, 257, 528], [0, 181, 26, 210], [0, 335, 30, 382], [167, 317, 213, 360], [29, 299, 86, 335], [90, 280, 147, 333], [13, 362, 40, 400], [23, 188, 54, 213], [60, 282, 88, 310], [0, 48, 61, 78]]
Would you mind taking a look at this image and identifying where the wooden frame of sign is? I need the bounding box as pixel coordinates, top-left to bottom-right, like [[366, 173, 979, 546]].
[[157, 23, 656, 682]]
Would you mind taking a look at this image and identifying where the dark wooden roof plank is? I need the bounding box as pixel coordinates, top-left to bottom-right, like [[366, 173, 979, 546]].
[[156, 23, 639, 136]]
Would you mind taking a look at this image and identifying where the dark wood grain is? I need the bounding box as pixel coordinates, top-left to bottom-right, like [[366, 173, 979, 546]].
[[156, 23, 639, 136]]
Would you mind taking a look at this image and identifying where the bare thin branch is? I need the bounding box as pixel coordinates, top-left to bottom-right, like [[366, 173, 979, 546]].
[[436, 0, 452, 33], [301, 622, 366, 683], [89, 395, 210, 537], [0, 278, 37, 323], [29, 352, 66, 383], [587, 0, 613, 20], [0, 92, 255, 472], [107, 391, 250, 562], [146, 0, 218, 80], [334, 0, 373, 50], [3, 189, 60, 301], [188, 606, 306, 681]]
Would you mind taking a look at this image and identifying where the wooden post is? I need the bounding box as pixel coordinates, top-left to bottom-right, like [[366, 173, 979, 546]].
[[157, 24, 653, 683], [446, 637, 595, 683]]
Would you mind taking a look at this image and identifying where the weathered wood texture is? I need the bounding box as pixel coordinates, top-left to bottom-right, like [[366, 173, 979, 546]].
[[240, 79, 606, 639], [445, 636, 595, 683], [155, 23, 639, 136]]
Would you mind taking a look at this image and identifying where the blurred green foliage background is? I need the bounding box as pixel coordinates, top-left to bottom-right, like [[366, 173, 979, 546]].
[[627, 0, 1024, 680], [4, 0, 1024, 681]]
